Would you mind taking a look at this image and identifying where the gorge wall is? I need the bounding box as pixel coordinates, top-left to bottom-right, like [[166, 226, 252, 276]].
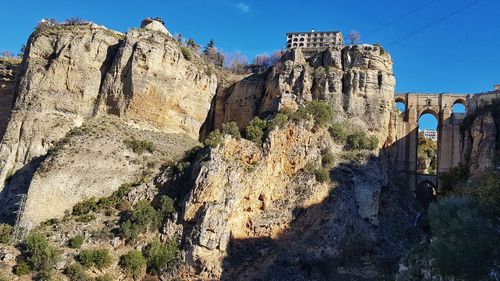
[[0, 22, 217, 224], [0, 21, 425, 281]]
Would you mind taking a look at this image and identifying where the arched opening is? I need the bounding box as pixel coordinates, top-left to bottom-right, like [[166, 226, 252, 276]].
[[417, 112, 438, 175], [416, 180, 437, 209], [396, 102, 406, 113], [452, 100, 466, 114]]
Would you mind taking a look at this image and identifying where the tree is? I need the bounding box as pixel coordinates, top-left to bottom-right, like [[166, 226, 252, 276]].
[[346, 30, 361, 45], [428, 197, 496, 279], [186, 38, 200, 51], [0, 51, 14, 58], [175, 34, 183, 44], [204, 39, 215, 54], [223, 51, 249, 73], [120, 250, 147, 279]]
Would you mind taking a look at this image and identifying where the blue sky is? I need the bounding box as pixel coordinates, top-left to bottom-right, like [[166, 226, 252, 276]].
[[0, 0, 498, 95]]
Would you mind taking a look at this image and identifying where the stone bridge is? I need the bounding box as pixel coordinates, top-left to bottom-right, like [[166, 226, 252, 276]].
[[392, 93, 472, 193]]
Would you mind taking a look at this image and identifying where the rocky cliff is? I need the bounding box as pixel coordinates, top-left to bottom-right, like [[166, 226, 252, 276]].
[[207, 45, 395, 144], [0, 59, 18, 140], [170, 122, 418, 280], [0, 20, 424, 281], [0, 22, 217, 225], [460, 101, 500, 175]]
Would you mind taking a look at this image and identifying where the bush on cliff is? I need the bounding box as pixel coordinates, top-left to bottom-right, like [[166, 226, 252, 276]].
[[428, 197, 496, 279], [267, 113, 289, 130], [204, 129, 224, 148], [472, 172, 500, 217], [120, 250, 147, 279], [119, 201, 159, 243], [64, 263, 92, 281], [329, 123, 349, 143], [0, 223, 13, 244], [305, 100, 333, 127], [222, 122, 241, 139], [78, 248, 113, 270], [244, 117, 267, 145], [68, 234, 85, 249], [346, 131, 378, 150], [143, 239, 179, 275], [72, 197, 97, 215], [180, 46, 192, 61], [124, 138, 155, 154], [20, 233, 61, 277]]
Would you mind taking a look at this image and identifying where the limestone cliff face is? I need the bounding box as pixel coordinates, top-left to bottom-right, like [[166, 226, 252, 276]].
[[210, 45, 395, 143], [170, 120, 417, 280], [0, 24, 218, 224], [99, 29, 217, 139], [0, 59, 18, 139], [0, 25, 121, 186], [461, 110, 500, 175]]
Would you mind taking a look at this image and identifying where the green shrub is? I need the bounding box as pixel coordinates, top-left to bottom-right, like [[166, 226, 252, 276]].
[[222, 122, 241, 139], [68, 235, 85, 249], [120, 250, 147, 279], [303, 162, 330, 183], [267, 113, 289, 130], [290, 106, 310, 123], [314, 167, 330, 183], [157, 195, 175, 219], [329, 123, 349, 143], [204, 129, 224, 148], [439, 165, 470, 193], [428, 197, 496, 279], [13, 261, 32, 276], [78, 248, 112, 270], [346, 131, 378, 150], [72, 198, 97, 215], [0, 223, 13, 244], [120, 201, 159, 243], [143, 239, 179, 275], [305, 100, 333, 127], [125, 138, 155, 154], [473, 172, 500, 217], [180, 46, 192, 61], [321, 151, 335, 168], [64, 263, 92, 281], [244, 117, 267, 145], [24, 233, 61, 276], [95, 274, 114, 281]]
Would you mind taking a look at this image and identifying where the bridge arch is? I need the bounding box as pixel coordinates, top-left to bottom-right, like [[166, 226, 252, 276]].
[[393, 93, 472, 193], [416, 179, 437, 209]]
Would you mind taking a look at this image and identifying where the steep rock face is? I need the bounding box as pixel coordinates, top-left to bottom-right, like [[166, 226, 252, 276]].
[[172, 121, 417, 280], [461, 111, 499, 175], [18, 117, 197, 226], [99, 29, 217, 139], [0, 60, 18, 139], [0, 25, 121, 185], [211, 45, 395, 143], [0, 24, 219, 225]]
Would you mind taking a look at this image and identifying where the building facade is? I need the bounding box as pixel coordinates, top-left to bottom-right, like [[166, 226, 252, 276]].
[[422, 130, 438, 141], [286, 30, 343, 49]]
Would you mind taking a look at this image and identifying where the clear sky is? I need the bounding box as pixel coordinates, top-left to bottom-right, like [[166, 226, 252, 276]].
[[0, 0, 498, 94]]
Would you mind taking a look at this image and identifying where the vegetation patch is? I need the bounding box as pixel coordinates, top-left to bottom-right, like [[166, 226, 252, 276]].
[[244, 117, 267, 145], [125, 138, 155, 154], [0, 223, 13, 244], [78, 248, 113, 270], [119, 201, 159, 243], [16, 233, 61, 278], [428, 197, 496, 280], [68, 234, 85, 249], [143, 239, 179, 275], [120, 250, 147, 279]]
